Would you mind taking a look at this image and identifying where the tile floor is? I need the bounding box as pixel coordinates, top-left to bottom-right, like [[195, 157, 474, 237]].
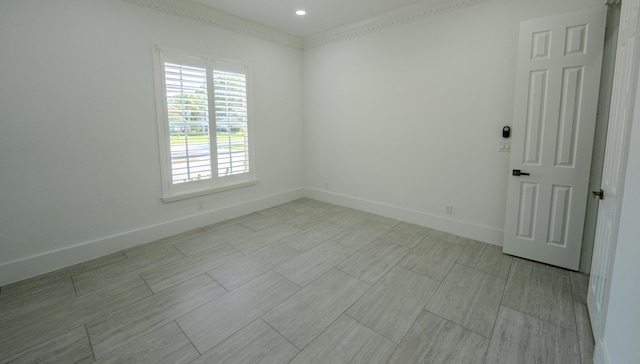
[[0, 198, 594, 364]]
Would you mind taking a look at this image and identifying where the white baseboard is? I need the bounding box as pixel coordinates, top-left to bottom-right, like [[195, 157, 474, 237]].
[[1, 187, 503, 287], [593, 340, 611, 364], [0, 188, 305, 286], [304, 188, 504, 246]]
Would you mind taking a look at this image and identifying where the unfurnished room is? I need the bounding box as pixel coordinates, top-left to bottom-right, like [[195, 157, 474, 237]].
[[0, 0, 639, 363]]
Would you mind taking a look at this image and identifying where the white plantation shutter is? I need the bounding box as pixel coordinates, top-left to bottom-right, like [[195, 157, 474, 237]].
[[214, 70, 249, 177], [164, 63, 212, 184], [155, 48, 254, 200]]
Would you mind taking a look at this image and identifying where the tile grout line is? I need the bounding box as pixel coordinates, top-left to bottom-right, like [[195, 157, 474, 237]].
[[260, 318, 302, 361], [174, 319, 204, 356], [2, 198, 584, 362], [71, 275, 79, 297], [84, 324, 97, 362]]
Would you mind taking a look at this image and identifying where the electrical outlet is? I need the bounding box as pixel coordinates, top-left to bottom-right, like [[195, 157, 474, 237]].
[[446, 205, 453, 215]]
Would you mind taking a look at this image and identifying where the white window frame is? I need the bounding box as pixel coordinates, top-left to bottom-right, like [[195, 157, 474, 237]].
[[152, 46, 256, 202]]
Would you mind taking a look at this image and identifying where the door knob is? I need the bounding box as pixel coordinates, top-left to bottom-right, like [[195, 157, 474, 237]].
[[512, 169, 530, 176], [592, 189, 604, 200]]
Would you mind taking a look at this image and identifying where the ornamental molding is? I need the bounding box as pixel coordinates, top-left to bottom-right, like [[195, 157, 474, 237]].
[[123, 0, 303, 49], [124, 0, 487, 50], [303, 0, 488, 49]]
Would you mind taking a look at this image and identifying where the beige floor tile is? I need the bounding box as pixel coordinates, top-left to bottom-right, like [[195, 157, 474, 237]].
[[173, 224, 252, 256], [485, 306, 580, 364], [275, 240, 356, 287], [286, 199, 330, 214], [570, 271, 590, 304], [0, 277, 151, 359], [95, 322, 198, 364], [124, 230, 206, 258], [387, 311, 488, 364], [280, 222, 345, 252], [456, 240, 512, 279], [72, 246, 184, 296], [332, 221, 393, 250], [380, 222, 431, 248], [426, 264, 505, 337], [398, 237, 464, 280], [228, 223, 301, 254], [141, 243, 243, 293], [236, 212, 281, 231], [290, 314, 396, 364], [0, 277, 76, 323], [337, 239, 410, 284], [2, 199, 591, 363], [257, 205, 303, 223], [208, 244, 300, 291], [192, 319, 299, 364], [0, 252, 127, 296], [365, 214, 400, 227], [574, 302, 595, 364], [263, 269, 370, 349], [2, 326, 93, 364], [427, 229, 471, 245], [328, 209, 373, 227], [502, 259, 575, 329], [87, 274, 225, 359], [177, 271, 299, 354], [288, 210, 335, 230], [346, 266, 439, 343]]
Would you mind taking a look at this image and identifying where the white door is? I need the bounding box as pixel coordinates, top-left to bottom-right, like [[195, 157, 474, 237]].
[[503, 7, 607, 270], [588, 0, 640, 347]]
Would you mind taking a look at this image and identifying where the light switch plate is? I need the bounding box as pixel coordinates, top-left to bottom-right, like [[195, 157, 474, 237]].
[[499, 141, 511, 152]]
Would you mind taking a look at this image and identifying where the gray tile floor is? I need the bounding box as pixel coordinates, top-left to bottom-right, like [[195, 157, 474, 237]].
[[0, 198, 594, 364]]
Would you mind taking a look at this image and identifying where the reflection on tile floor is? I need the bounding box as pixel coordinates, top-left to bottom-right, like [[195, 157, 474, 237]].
[[0, 198, 594, 363]]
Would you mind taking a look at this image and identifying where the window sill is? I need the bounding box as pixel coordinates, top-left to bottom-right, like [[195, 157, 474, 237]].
[[161, 179, 258, 203]]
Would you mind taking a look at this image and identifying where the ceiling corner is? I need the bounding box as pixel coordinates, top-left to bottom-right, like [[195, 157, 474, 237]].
[[123, 0, 303, 50]]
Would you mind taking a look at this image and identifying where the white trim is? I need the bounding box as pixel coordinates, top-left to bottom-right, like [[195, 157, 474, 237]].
[[304, 188, 504, 245], [1, 186, 505, 286], [153, 46, 256, 198], [161, 179, 258, 202], [123, 0, 302, 49], [124, 0, 486, 50], [0, 188, 304, 286], [594, 339, 611, 364], [302, 0, 488, 49]]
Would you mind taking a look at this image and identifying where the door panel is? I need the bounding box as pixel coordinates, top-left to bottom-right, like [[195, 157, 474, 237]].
[[588, 0, 640, 347], [504, 7, 607, 270], [547, 185, 571, 246], [523, 70, 548, 165], [555, 66, 582, 167]]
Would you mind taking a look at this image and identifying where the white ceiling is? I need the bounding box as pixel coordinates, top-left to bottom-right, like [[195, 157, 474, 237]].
[[191, 0, 428, 37]]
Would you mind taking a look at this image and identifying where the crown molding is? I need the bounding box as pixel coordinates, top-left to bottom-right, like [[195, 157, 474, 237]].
[[123, 0, 303, 49], [303, 0, 488, 49]]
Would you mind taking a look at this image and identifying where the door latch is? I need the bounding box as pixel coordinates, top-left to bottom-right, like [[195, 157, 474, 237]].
[[512, 169, 530, 176], [592, 189, 604, 200]]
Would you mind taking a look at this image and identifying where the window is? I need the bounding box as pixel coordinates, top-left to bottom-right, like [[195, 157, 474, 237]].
[[153, 48, 255, 201]]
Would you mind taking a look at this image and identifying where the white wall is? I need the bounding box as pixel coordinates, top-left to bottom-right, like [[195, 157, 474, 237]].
[[303, 0, 602, 244], [0, 0, 304, 285]]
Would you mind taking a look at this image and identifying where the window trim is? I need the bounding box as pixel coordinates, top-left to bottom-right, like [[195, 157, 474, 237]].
[[152, 45, 257, 202]]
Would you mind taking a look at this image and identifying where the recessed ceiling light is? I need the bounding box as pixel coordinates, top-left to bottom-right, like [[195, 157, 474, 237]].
[[296, 10, 306, 16]]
